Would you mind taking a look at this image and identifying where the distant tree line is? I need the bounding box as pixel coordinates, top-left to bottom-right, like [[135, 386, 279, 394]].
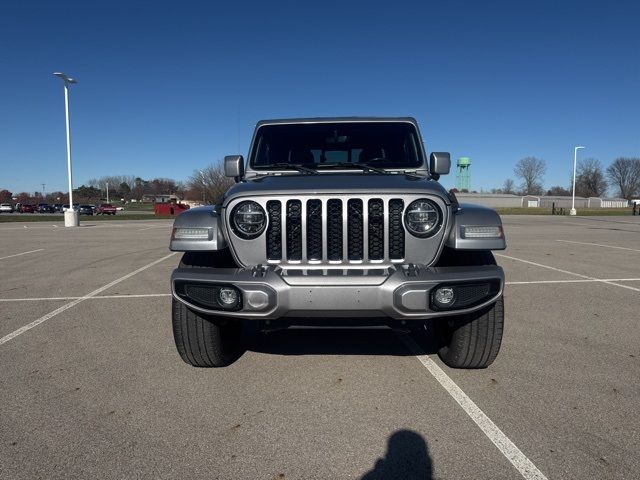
[[490, 156, 640, 199], [1, 160, 234, 206]]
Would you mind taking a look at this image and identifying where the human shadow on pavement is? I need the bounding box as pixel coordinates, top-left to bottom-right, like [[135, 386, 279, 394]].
[[247, 326, 440, 357], [361, 429, 433, 480]]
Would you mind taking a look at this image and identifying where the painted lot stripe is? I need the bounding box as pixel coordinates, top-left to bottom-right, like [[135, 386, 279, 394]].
[[0, 249, 44, 260], [138, 225, 171, 231], [5, 277, 640, 302], [507, 278, 640, 285], [0, 293, 171, 302], [0, 253, 176, 346], [557, 239, 640, 253], [496, 253, 640, 293], [572, 216, 640, 225], [399, 333, 548, 480]]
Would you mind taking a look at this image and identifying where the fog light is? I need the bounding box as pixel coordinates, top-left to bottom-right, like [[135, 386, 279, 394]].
[[434, 287, 455, 306], [219, 287, 239, 306]]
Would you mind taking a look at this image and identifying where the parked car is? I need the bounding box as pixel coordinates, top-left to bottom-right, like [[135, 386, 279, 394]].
[[169, 117, 506, 369], [20, 204, 35, 213], [0, 203, 14, 213], [116, 206, 125, 211], [53, 203, 64, 212], [38, 204, 55, 213], [96, 203, 117, 215], [77, 204, 94, 215]]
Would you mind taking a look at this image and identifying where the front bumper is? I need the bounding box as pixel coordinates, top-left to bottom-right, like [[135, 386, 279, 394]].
[[171, 264, 504, 320]]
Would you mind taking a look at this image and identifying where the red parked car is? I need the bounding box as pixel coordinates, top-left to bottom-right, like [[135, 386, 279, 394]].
[[96, 203, 117, 215], [20, 204, 35, 213]]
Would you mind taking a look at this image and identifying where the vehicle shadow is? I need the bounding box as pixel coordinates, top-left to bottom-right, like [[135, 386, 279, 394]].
[[361, 429, 433, 480], [246, 326, 440, 357]]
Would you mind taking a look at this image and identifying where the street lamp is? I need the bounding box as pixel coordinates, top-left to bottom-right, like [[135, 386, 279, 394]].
[[53, 72, 79, 227], [570, 146, 586, 216], [199, 170, 206, 204]]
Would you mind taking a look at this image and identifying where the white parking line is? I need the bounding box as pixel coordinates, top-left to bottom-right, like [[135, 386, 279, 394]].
[[0, 293, 171, 302], [399, 333, 548, 480], [138, 225, 171, 231], [0, 249, 45, 261], [507, 278, 640, 285], [496, 253, 640, 293], [4, 278, 640, 302], [557, 239, 640, 253], [0, 253, 176, 346]]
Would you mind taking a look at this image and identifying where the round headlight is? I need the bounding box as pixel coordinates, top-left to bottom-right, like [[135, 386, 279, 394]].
[[404, 199, 442, 237], [232, 201, 266, 238]]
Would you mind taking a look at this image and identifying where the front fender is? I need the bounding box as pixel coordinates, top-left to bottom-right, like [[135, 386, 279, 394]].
[[445, 203, 506, 250], [169, 206, 228, 252]]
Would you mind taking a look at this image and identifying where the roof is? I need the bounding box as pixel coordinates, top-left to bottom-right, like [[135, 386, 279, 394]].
[[255, 116, 418, 127]]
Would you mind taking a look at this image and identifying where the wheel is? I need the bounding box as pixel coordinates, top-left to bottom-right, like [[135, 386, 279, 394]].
[[172, 299, 243, 367], [179, 250, 238, 269], [435, 296, 504, 369], [436, 247, 496, 267]]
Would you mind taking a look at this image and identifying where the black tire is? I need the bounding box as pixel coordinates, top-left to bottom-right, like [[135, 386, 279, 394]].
[[179, 250, 238, 269], [172, 299, 243, 367], [436, 247, 497, 267], [435, 296, 504, 369]]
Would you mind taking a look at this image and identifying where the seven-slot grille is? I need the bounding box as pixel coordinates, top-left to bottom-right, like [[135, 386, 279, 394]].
[[265, 198, 405, 263]]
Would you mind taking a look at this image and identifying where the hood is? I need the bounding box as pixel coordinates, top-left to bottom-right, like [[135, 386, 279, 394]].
[[223, 173, 449, 203]]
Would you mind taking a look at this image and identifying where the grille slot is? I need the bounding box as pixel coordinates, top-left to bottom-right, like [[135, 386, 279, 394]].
[[306, 199, 323, 261], [347, 199, 363, 260], [327, 199, 343, 261], [266, 200, 282, 260], [368, 199, 384, 260], [261, 197, 411, 264], [286, 200, 302, 261], [389, 199, 405, 260]]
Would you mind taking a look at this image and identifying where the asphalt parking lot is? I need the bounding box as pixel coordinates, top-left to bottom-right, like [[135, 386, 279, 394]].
[[1, 215, 639, 480]]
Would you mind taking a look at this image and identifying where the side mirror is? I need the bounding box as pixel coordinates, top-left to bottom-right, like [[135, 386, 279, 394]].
[[224, 155, 245, 178], [429, 152, 451, 176]]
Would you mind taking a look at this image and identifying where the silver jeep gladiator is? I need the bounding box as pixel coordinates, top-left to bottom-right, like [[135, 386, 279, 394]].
[[169, 117, 506, 368]]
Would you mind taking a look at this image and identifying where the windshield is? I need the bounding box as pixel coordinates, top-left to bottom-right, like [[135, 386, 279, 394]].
[[251, 122, 423, 170]]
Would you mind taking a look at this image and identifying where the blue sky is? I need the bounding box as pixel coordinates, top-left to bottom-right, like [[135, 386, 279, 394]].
[[1, 0, 638, 194]]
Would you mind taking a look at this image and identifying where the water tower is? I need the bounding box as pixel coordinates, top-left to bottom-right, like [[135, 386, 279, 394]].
[[456, 157, 471, 191]]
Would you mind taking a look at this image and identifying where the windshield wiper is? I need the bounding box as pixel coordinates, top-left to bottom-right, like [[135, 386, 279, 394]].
[[316, 162, 391, 174], [263, 163, 318, 175]]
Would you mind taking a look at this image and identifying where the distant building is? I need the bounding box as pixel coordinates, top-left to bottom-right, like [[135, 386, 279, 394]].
[[141, 194, 173, 203]]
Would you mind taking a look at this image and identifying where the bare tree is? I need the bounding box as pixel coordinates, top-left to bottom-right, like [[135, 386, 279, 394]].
[[546, 186, 571, 196], [88, 175, 137, 191], [187, 162, 234, 204], [502, 178, 515, 194], [606, 157, 640, 200], [514, 157, 546, 195], [574, 158, 608, 198], [0, 189, 12, 202]]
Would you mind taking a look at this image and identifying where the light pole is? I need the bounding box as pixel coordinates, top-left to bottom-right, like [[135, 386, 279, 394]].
[[199, 170, 206, 204], [570, 146, 585, 216], [53, 72, 79, 226], [106, 182, 109, 203]]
